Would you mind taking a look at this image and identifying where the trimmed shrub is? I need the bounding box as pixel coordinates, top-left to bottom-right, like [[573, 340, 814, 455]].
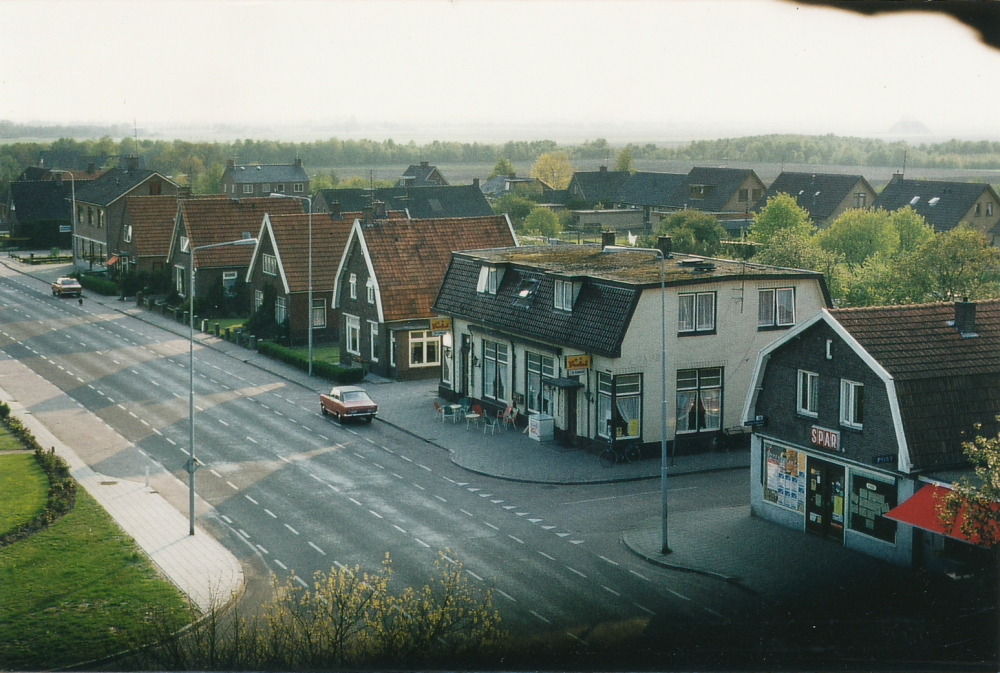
[[75, 273, 118, 296], [257, 340, 365, 384]]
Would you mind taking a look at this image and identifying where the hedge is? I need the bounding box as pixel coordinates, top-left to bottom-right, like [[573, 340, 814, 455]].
[[256, 340, 366, 384], [76, 273, 118, 296]]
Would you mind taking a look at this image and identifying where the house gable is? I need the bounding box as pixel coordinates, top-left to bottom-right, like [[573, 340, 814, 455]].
[[872, 175, 1000, 235], [752, 172, 877, 225]]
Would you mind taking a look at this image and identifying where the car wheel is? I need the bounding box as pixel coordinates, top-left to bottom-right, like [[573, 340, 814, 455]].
[[335, 411, 343, 424], [365, 416, 373, 423], [321, 405, 328, 415]]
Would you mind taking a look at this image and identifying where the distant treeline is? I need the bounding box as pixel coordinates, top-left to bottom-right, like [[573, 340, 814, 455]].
[[4, 126, 1000, 190]]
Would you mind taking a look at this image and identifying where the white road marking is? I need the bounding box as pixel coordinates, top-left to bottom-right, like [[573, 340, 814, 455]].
[[274, 560, 287, 570], [602, 586, 620, 597], [308, 541, 326, 555], [496, 589, 516, 602], [635, 603, 656, 615], [567, 567, 587, 578], [599, 555, 620, 566], [393, 525, 407, 534], [414, 538, 431, 548], [227, 481, 239, 491], [508, 535, 523, 544], [538, 551, 555, 561], [284, 524, 299, 535], [530, 611, 550, 624], [264, 509, 277, 518], [484, 522, 499, 531], [221, 515, 233, 524], [466, 570, 483, 581], [667, 588, 691, 601], [369, 510, 383, 519], [245, 495, 258, 505]]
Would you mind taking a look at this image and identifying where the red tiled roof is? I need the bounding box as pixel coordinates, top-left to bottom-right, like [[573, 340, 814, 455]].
[[180, 196, 303, 267], [363, 215, 515, 322], [124, 195, 177, 258]]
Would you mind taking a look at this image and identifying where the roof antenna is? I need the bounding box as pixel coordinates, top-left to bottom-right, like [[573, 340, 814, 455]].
[[901, 149, 907, 178], [133, 119, 139, 157]]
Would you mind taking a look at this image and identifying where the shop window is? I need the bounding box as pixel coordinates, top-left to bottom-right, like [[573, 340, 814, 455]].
[[483, 339, 509, 402], [526, 352, 555, 414], [840, 379, 864, 429], [849, 471, 897, 543], [344, 314, 360, 355], [762, 442, 806, 512], [758, 287, 795, 328], [598, 372, 642, 439], [797, 370, 818, 417], [410, 330, 440, 368], [678, 292, 715, 334], [676, 368, 722, 434]]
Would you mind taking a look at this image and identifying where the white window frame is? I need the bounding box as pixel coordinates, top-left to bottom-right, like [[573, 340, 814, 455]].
[[840, 379, 864, 429], [554, 279, 574, 311], [262, 253, 277, 276], [797, 370, 819, 417], [483, 339, 509, 402], [274, 296, 287, 323], [261, 183, 270, 193], [311, 297, 326, 328], [293, 183, 304, 193], [180, 236, 190, 253], [369, 321, 379, 362], [409, 330, 441, 368], [366, 277, 375, 304], [222, 271, 238, 296], [344, 314, 360, 355], [678, 292, 715, 333], [349, 273, 357, 300], [254, 289, 263, 311], [275, 183, 285, 193], [676, 368, 722, 434], [124, 225, 132, 243], [758, 287, 795, 328], [243, 184, 254, 194], [526, 352, 555, 414], [174, 265, 186, 296]]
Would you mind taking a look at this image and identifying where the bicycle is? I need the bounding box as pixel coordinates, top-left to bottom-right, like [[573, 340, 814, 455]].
[[599, 436, 641, 468]]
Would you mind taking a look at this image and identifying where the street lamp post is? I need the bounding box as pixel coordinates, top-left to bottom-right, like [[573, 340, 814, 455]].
[[49, 170, 75, 260], [602, 244, 670, 554], [186, 237, 258, 535], [269, 193, 313, 376]]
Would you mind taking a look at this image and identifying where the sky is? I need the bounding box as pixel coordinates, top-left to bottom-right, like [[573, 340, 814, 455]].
[[3, 0, 1000, 143]]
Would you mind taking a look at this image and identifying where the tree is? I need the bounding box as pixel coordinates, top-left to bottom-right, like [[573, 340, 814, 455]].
[[900, 224, 1000, 301], [192, 162, 224, 194], [491, 193, 535, 229], [749, 193, 814, 245], [752, 228, 846, 301], [613, 146, 635, 173], [816, 207, 900, 267], [890, 206, 934, 253], [530, 151, 573, 190], [658, 210, 726, 257], [938, 420, 1000, 550], [523, 207, 561, 237], [487, 157, 515, 179]]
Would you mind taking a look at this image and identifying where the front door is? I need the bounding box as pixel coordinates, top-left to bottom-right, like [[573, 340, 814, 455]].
[[805, 458, 845, 542]]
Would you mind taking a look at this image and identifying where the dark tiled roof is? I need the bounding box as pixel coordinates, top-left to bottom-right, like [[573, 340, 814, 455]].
[[8, 180, 72, 221], [830, 300, 1000, 470], [316, 185, 492, 219], [122, 195, 178, 258], [179, 196, 303, 268], [74, 167, 174, 207], [478, 175, 550, 197], [614, 171, 687, 207], [568, 169, 632, 203], [751, 172, 873, 221], [666, 167, 758, 212], [398, 163, 448, 187], [871, 177, 996, 232], [433, 253, 640, 358], [224, 163, 309, 185], [362, 215, 516, 322]]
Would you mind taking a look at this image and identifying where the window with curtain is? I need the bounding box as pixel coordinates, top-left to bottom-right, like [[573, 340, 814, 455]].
[[484, 340, 509, 401], [676, 368, 722, 433], [526, 352, 555, 413], [597, 373, 642, 439], [678, 292, 715, 334]]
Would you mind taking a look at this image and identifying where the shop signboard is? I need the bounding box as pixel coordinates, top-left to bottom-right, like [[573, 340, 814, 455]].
[[566, 354, 590, 375], [810, 425, 840, 451], [430, 317, 451, 336]]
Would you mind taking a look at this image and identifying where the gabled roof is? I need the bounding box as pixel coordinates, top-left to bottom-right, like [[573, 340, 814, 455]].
[[8, 180, 72, 221], [223, 162, 308, 185], [121, 195, 178, 258], [666, 167, 760, 212], [614, 171, 687, 207], [568, 169, 632, 203], [74, 166, 175, 207], [478, 174, 551, 197], [172, 196, 303, 268], [316, 184, 493, 219], [398, 163, 448, 187], [751, 172, 874, 221], [871, 176, 998, 232], [339, 215, 516, 323]]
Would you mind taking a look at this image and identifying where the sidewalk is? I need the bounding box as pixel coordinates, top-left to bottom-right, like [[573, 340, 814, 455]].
[[5, 254, 882, 597]]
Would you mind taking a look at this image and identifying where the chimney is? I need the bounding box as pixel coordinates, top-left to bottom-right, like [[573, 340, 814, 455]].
[[420, 160, 429, 167], [599, 165, 607, 173], [601, 230, 616, 249], [227, 158, 235, 168], [362, 206, 374, 226], [656, 235, 673, 259], [954, 298, 977, 336], [891, 172, 904, 184], [178, 185, 192, 199], [87, 162, 95, 174], [329, 201, 342, 220], [125, 155, 139, 172], [373, 200, 387, 220], [472, 177, 480, 188], [295, 158, 302, 168]]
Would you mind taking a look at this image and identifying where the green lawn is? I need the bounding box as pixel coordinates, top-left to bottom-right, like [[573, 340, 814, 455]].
[[0, 444, 193, 670], [291, 344, 340, 363], [0, 453, 47, 536]]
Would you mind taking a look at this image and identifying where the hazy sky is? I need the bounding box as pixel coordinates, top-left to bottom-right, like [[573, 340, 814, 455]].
[[3, 0, 1000, 143]]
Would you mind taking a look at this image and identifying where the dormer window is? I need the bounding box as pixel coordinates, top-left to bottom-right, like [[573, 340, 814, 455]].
[[554, 279, 576, 311], [690, 184, 710, 199], [513, 278, 540, 307], [476, 264, 504, 295]]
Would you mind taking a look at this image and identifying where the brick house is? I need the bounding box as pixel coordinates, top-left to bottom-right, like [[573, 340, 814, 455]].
[[663, 167, 766, 220], [397, 161, 449, 187], [221, 159, 309, 198], [335, 214, 517, 380], [115, 194, 179, 275], [432, 234, 830, 452], [751, 172, 878, 227], [872, 173, 1000, 243], [743, 299, 1000, 571]]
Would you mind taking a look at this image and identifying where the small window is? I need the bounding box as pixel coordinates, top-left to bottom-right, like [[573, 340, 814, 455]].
[[262, 253, 277, 276], [180, 236, 190, 253], [274, 296, 287, 323], [854, 192, 867, 208], [758, 288, 795, 328], [344, 314, 360, 355], [124, 225, 132, 243], [975, 203, 982, 216], [554, 279, 574, 311], [243, 184, 254, 194], [928, 197, 940, 206], [840, 379, 864, 429], [276, 183, 285, 193], [312, 298, 326, 328], [254, 289, 263, 311], [293, 183, 304, 193], [367, 277, 375, 304], [223, 271, 238, 297], [797, 370, 818, 417], [752, 188, 763, 201], [369, 321, 379, 362], [909, 196, 920, 206], [349, 273, 357, 300], [738, 188, 749, 202], [678, 292, 715, 334], [988, 202, 994, 216], [261, 183, 270, 193]]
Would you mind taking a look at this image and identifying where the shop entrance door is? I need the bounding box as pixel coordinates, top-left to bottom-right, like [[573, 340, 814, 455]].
[[805, 457, 845, 542]]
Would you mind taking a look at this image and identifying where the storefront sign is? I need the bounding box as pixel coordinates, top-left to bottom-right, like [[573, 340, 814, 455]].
[[565, 354, 590, 374], [810, 425, 840, 451], [873, 454, 895, 465], [430, 317, 451, 336]]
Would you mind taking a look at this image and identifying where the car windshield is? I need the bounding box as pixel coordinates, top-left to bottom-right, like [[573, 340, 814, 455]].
[[61, 279, 76, 285], [342, 391, 370, 402]]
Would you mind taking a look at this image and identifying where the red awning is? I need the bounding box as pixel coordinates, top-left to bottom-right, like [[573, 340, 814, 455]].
[[105, 255, 119, 266], [885, 484, 998, 547]]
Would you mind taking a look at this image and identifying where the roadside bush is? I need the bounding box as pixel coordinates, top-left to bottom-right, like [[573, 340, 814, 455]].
[[75, 272, 118, 296], [256, 340, 365, 384]]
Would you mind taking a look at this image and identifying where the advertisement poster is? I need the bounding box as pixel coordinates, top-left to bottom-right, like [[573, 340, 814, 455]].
[[764, 443, 806, 512]]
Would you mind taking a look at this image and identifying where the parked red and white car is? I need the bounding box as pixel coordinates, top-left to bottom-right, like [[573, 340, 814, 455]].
[[51, 276, 83, 297], [320, 386, 378, 423]]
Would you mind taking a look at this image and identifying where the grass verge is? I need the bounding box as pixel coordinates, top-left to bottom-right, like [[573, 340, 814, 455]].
[[0, 453, 47, 536]]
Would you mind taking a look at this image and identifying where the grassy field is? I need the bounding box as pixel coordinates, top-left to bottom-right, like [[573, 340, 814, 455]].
[[0, 453, 47, 535], [0, 443, 194, 670]]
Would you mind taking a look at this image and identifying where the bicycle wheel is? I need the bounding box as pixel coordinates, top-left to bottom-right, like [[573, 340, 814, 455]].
[[625, 442, 641, 464], [599, 448, 616, 468]]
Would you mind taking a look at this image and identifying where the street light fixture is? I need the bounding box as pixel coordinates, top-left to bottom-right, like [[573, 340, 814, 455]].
[[270, 193, 314, 377], [602, 244, 670, 554], [186, 237, 258, 535]]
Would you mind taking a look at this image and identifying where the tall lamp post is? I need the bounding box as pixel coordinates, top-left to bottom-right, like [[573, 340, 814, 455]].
[[602, 244, 670, 554], [270, 193, 313, 376], [186, 237, 258, 535], [48, 169, 75, 260]]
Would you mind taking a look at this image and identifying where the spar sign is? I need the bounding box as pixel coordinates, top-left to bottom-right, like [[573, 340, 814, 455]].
[[810, 425, 840, 451]]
